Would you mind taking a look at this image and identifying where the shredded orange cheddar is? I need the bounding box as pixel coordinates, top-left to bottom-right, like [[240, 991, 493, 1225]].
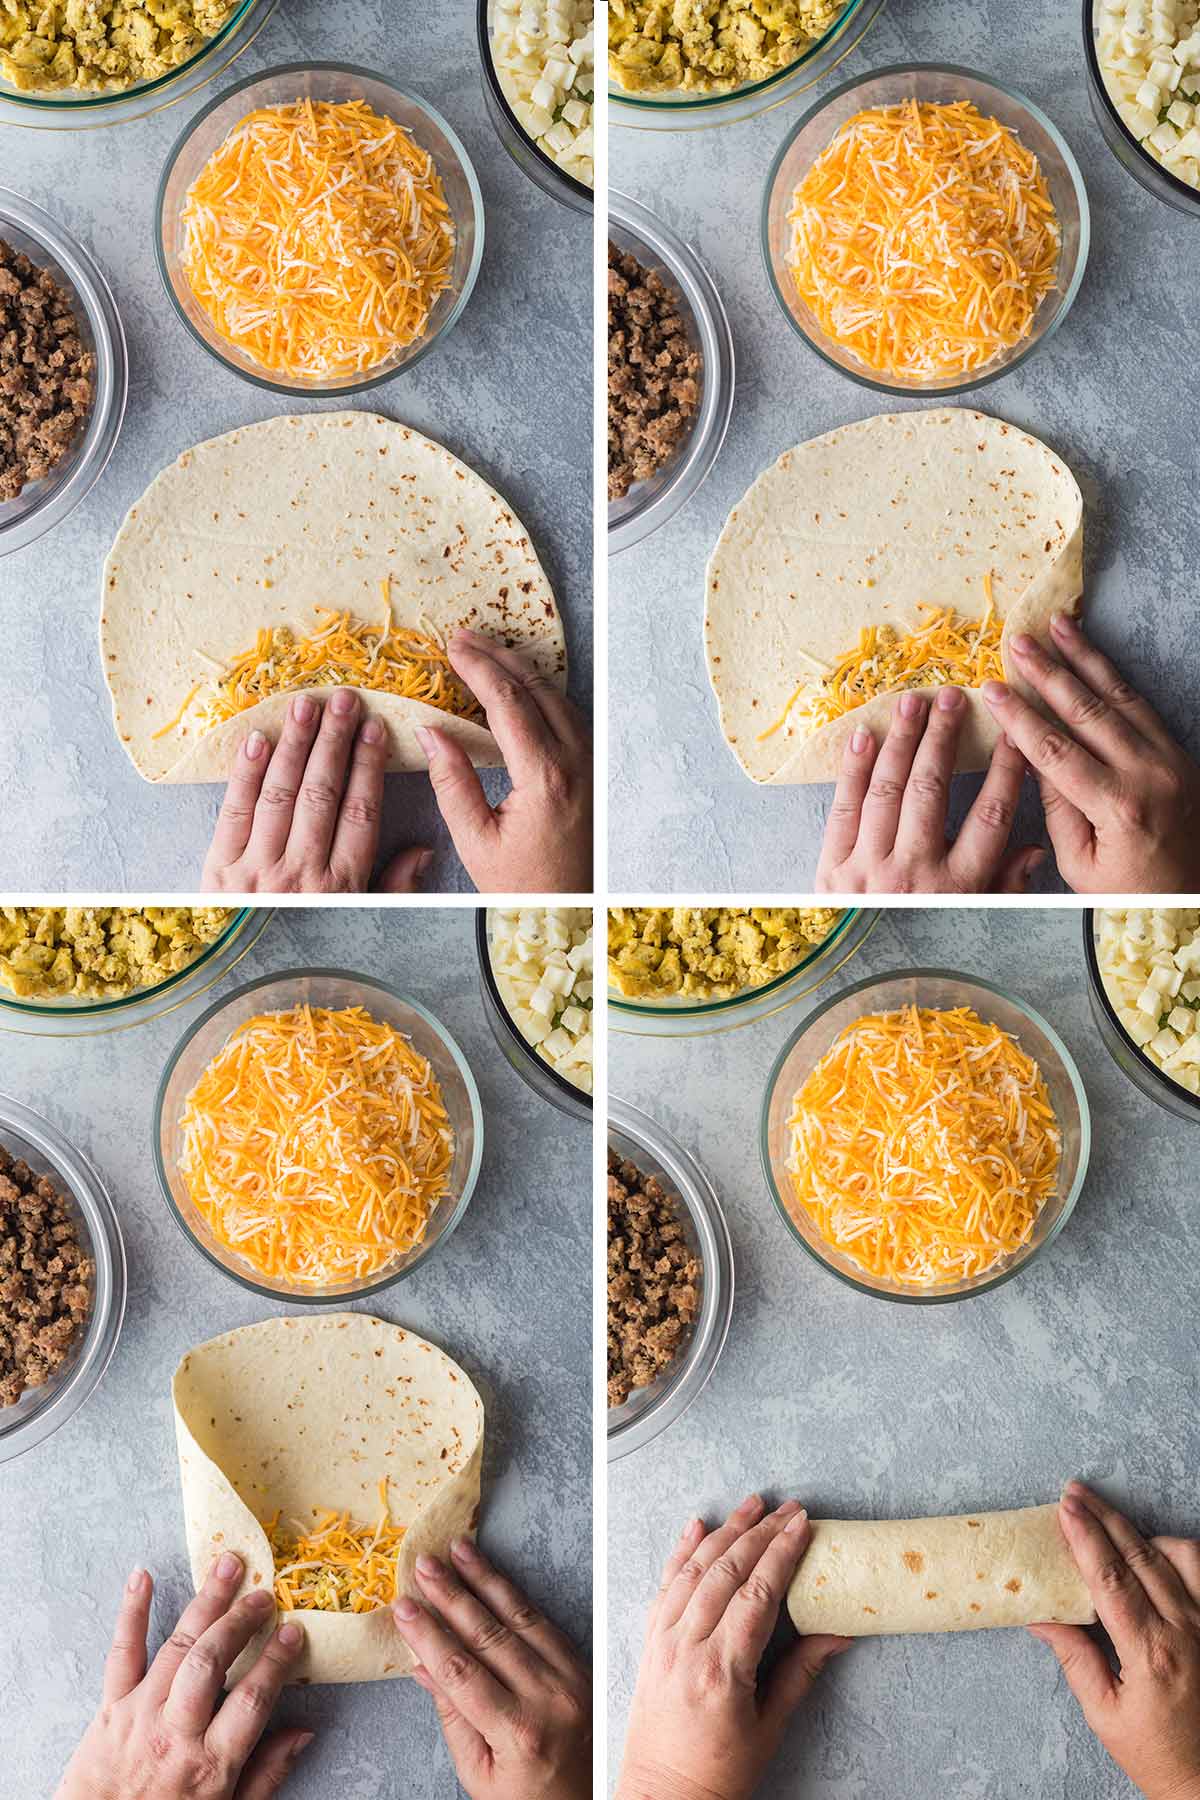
[[787, 99, 1060, 381], [181, 98, 456, 379], [785, 1004, 1061, 1288], [178, 1004, 455, 1288], [266, 1481, 405, 1613]]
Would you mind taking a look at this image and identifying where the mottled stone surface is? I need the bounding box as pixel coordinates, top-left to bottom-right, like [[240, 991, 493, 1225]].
[[0, 908, 591, 1798], [609, 907, 1199, 1797], [609, 7, 1200, 892], [0, 0, 591, 891]]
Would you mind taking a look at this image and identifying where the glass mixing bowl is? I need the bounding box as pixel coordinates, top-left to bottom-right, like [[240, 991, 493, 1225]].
[[1083, 912, 1200, 1125], [477, 0, 592, 213], [475, 911, 592, 1125], [1083, 0, 1200, 218]]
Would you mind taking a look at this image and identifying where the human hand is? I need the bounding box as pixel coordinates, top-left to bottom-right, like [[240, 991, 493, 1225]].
[[56, 1554, 310, 1800], [616, 1494, 851, 1800], [1029, 1482, 1200, 1800], [816, 686, 1044, 893], [391, 1536, 591, 1800], [202, 691, 431, 894], [982, 613, 1200, 893], [416, 631, 592, 894]]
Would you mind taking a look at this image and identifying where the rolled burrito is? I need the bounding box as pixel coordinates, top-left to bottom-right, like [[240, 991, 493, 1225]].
[[787, 1504, 1095, 1637]]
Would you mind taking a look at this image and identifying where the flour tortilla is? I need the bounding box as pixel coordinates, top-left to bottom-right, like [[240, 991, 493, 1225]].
[[787, 1505, 1094, 1637], [705, 410, 1084, 784], [173, 1314, 484, 1686], [102, 412, 566, 784]]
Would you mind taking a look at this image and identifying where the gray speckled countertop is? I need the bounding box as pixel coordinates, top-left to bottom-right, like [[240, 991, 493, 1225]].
[[608, 906, 1200, 1798], [608, 4, 1200, 894], [0, 907, 591, 1799], [0, 1, 591, 892]]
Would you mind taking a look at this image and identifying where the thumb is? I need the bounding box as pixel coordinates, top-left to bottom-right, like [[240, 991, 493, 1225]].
[[416, 726, 498, 864], [375, 847, 434, 893], [761, 1634, 853, 1736], [411, 1665, 490, 1780], [995, 845, 1047, 892], [1027, 1623, 1116, 1724], [234, 1728, 315, 1798]]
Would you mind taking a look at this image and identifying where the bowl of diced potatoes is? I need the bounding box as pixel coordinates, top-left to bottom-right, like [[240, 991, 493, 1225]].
[[475, 908, 593, 1123], [477, 0, 594, 213], [1084, 0, 1200, 215], [1085, 909, 1200, 1123]]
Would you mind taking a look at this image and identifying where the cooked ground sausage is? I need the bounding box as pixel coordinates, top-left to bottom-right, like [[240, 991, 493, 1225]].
[[0, 1142, 93, 1409], [608, 242, 702, 503], [0, 237, 94, 504], [608, 1146, 701, 1408]]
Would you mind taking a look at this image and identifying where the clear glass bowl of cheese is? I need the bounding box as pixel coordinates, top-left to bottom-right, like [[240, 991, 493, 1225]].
[[1084, 910, 1200, 1124], [760, 967, 1091, 1304]]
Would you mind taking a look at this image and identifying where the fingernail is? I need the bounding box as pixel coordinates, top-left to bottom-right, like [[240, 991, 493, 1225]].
[[415, 726, 437, 758], [290, 1734, 315, 1762], [1026, 848, 1047, 871], [216, 1552, 242, 1580], [850, 727, 871, 754], [394, 1596, 420, 1622], [1064, 1479, 1090, 1500], [415, 1553, 442, 1579], [247, 1587, 274, 1614], [450, 1535, 479, 1564], [277, 1621, 304, 1648], [785, 1508, 810, 1536], [1011, 634, 1036, 657], [737, 1493, 763, 1515], [244, 730, 268, 761], [416, 849, 434, 875], [1060, 1494, 1084, 1517], [292, 695, 317, 725], [361, 716, 384, 745], [936, 684, 964, 711], [1050, 611, 1076, 635], [331, 688, 358, 716], [982, 681, 1009, 706], [127, 1567, 147, 1593], [453, 627, 485, 646], [899, 691, 925, 719], [776, 1499, 803, 1518]]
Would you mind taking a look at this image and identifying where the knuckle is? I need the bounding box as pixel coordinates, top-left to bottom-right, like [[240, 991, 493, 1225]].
[[1153, 762, 1186, 805], [438, 1650, 473, 1689], [974, 796, 1015, 832], [511, 1711, 549, 1760], [1036, 729, 1071, 769], [298, 779, 341, 817], [257, 782, 298, 815], [183, 1641, 224, 1682], [147, 1729, 177, 1765], [490, 675, 525, 710], [337, 794, 380, 830], [866, 776, 906, 807], [469, 1617, 512, 1656], [1145, 1634, 1181, 1683], [677, 1558, 706, 1586], [1098, 1556, 1132, 1595], [232, 1680, 274, 1722], [509, 1600, 541, 1632], [1115, 788, 1151, 831], [908, 772, 948, 806], [1105, 677, 1138, 708], [167, 1628, 197, 1658], [711, 1553, 742, 1586], [1066, 689, 1108, 729], [738, 1573, 776, 1611], [535, 755, 573, 808]]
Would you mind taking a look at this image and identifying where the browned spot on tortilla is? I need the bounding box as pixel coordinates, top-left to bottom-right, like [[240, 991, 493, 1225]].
[[902, 1551, 924, 1574], [1005, 1578, 1022, 1593], [815, 1575, 827, 1587], [969, 1602, 982, 1613], [863, 1605, 877, 1614], [967, 1519, 982, 1528], [925, 1591, 939, 1601]]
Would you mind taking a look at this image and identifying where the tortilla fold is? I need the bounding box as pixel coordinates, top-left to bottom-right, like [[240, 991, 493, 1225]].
[[173, 1314, 484, 1686], [705, 410, 1084, 784], [786, 1504, 1095, 1637]]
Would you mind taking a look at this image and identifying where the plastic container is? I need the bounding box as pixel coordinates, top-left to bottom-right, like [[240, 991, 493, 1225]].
[[608, 192, 735, 555], [609, 909, 878, 1037], [762, 64, 1090, 396], [0, 909, 269, 1038], [477, 0, 592, 213], [154, 969, 484, 1302], [0, 0, 277, 129], [156, 63, 485, 395], [1083, 913, 1200, 1124], [1083, 0, 1200, 218], [609, 0, 887, 131], [476, 911, 592, 1124], [0, 1095, 126, 1465], [760, 967, 1090, 1302], [0, 189, 127, 559], [608, 1099, 734, 1461]]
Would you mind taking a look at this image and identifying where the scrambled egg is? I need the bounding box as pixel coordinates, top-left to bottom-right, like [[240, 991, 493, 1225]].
[[0, 0, 237, 94], [608, 0, 844, 95], [608, 907, 843, 1001], [0, 907, 233, 1000]]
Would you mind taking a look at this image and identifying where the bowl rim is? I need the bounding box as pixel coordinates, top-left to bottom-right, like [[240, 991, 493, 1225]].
[[759, 964, 1092, 1305], [475, 910, 593, 1115], [0, 0, 265, 115], [607, 1096, 735, 1460], [153, 60, 487, 397], [1082, 0, 1200, 213], [1082, 910, 1200, 1118], [607, 189, 736, 555], [152, 965, 485, 1303], [608, 0, 878, 115], [0, 906, 256, 1021], [760, 61, 1092, 398], [0, 1091, 127, 1465], [0, 186, 128, 558], [608, 906, 865, 1019], [476, 0, 592, 209]]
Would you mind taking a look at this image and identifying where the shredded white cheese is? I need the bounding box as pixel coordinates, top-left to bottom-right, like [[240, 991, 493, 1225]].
[[1096, 909, 1200, 1092], [490, 907, 593, 1094], [491, 0, 594, 189]]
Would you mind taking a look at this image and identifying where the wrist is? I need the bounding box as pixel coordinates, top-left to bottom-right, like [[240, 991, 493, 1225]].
[[616, 1759, 738, 1800]]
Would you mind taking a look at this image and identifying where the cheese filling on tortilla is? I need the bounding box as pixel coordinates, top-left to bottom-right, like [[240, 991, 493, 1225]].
[[265, 1484, 405, 1614]]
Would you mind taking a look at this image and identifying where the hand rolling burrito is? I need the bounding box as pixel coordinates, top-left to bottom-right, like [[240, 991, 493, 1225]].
[[101, 412, 567, 784], [173, 1314, 484, 1685], [705, 410, 1084, 785], [787, 1504, 1095, 1637]]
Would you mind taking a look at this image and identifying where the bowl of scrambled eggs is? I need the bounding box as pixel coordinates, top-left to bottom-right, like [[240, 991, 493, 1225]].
[[608, 905, 878, 1035], [608, 0, 888, 129], [0, 0, 279, 128], [0, 907, 270, 1036]]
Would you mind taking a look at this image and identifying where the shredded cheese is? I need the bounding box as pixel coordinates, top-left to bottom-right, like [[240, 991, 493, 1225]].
[[178, 1004, 455, 1288], [155, 601, 482, 742], [787, 99, 1060, 381], [265, 1481, 405, 1613], [785, 1004, 1061, 1288], [758, 582, 1003, 742], [181, 98, 456, 380]]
